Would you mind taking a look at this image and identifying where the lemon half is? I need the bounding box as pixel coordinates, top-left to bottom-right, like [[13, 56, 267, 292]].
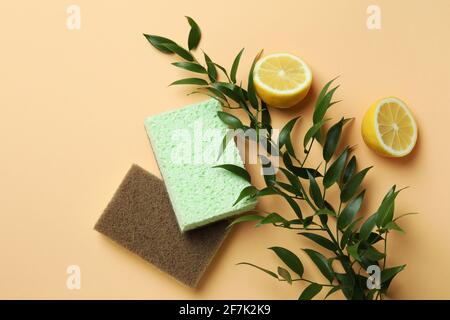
[[362, 97, 418, 157], [253, 53, 312, 108]]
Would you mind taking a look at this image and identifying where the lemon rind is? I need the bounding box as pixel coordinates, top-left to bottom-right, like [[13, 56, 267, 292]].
[[374, 97, 418, 157], [253, 53, 312, 96]]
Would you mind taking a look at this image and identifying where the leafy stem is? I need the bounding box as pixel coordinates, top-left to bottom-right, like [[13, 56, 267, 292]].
[[336, 200, 342, 243], [144, 16, 413, 300], [279, 277, 335, 287], [383, 232, 388, 269], [301, 138, 315, 167]]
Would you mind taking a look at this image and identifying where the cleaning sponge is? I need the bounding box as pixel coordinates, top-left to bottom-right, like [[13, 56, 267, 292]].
[[94, 164, 229, 288], [144, 99, 257, 231]]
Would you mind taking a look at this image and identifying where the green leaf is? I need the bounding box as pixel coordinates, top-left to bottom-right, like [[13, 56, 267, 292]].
[[347, 242, 361, 261], [169, 78, 208, 86], [237, 262, 278, 279], [172, 61, 207, 74], [307, 171, 324, 208], [239, 99, 254, 120], [261, 102, 272, 132], [230, 48, 244, 83], [258, 213, 288, 226], [342, 156, 357, 185], [257, 186, 278, 197], [359, 256, 377, 271], [362, 245, 385, 261], [384, 221, 404, 233], [163, 43, 194, 61], [303, 249, 334, 283], [279, 167, 302, 196], [269, 247, 304, 278], [205, 86, 227, 101], [335, 259, 356, 299], [303, 216, 314, 227], [377, 186, 399, 227], [318, 213, 328, 226], [236, 84, 248, 101], [323, 118, 345, 162], [324, 201, 336, 214], [315, 208, 336, 217], [277, 182, 301, 196], [287, 218, 302, 226], [279, 116, 300, 157], [304, 119, 328, 149], [367, 232, 384, 245], [203, 53, 217, 82], [213, 164, 251, 182], [359, 212, 378, 241], [186, 16, 201, 50], [279, 116, 300, 148], [217, 131, 233, 161], [277, 267, 292, 284], [354, 275, 368, 299], [381, 265, 406, 283], [299, 233, 337, 252], [143, 34, 177, 54], [260, 155, 276, 186], [337, 190, 366, 230], [340, 217, 363, 249], [313, 84, 340, 124], [217, 111, 243, 129], [228, 214, 263, 228], [213, 63, 231, 81], [212, 82, 241, 102], [335, 274, 353, 299], [299, 283, 322, 300], [366, 289, 377, 300], [324, 286, 341, 299], [317, 77, 338, 107], [247, 51, 263, 109], [323, 147, 349, 189], [275, 188, 303, 219], [285, 138, 296, 159], [340, 167, 372, 202], [283, 153, 322, 179], [232, 185, 257, 206]]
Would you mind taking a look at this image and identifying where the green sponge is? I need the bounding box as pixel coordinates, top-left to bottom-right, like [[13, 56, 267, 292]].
[[144, 99, 257, 231]]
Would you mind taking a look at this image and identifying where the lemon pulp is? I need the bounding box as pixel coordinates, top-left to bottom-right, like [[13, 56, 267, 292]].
[[362, 97, 417, 157], [253, 53, 312, 108]]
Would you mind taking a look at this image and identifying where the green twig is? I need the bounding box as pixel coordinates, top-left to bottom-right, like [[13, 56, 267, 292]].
[[336, 200, 342, 243], [301, 138, 315, 167], [279, 277, 334, 287]]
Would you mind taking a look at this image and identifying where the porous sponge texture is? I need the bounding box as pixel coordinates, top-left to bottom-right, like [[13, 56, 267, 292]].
[[94, 164, 229, 288], [144, 99, 257, 231]]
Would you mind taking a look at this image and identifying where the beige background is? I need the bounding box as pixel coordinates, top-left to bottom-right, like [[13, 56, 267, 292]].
[[1, 0, 449, 299]]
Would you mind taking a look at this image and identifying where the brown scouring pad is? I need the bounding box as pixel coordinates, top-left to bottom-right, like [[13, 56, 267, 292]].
[[94, 164, 229, 288]]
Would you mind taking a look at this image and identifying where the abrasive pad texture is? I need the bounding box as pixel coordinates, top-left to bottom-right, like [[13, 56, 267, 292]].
[[94, 164, 229, 288], [144, 99, 257, 231]]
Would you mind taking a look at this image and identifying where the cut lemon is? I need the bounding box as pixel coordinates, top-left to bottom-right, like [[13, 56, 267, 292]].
[[253, 53, 312, 108], [361, 97, 418, 157]]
